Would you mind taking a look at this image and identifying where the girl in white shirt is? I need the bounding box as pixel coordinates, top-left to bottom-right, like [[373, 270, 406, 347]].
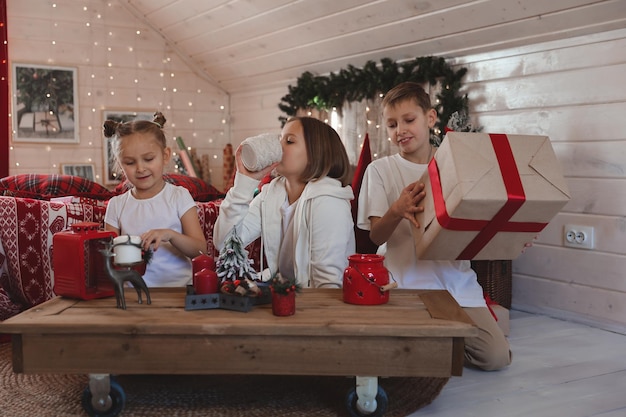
[[103, 112, 206, 287], [214, 117, 355, 289]]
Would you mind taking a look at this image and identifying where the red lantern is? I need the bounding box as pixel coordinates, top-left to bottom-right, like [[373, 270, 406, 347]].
[[343, 254, 396, 305]]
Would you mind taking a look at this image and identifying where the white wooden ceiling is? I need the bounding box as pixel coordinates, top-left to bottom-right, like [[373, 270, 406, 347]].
[[122, 0, 626, 94]]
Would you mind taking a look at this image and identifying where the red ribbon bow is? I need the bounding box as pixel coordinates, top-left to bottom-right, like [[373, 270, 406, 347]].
[[428, 133, 547, 259]]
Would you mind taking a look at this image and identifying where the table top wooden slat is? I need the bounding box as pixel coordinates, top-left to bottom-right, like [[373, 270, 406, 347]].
[[3, 288, 476, 377], [0, 288, 477, 338]]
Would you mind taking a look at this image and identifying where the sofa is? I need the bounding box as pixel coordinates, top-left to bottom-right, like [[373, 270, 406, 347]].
[[0, 174, 261, 324]]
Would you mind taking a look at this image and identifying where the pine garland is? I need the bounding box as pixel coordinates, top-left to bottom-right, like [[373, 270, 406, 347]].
[[269, 273, 301, 295], [278, 56, 468, 141]]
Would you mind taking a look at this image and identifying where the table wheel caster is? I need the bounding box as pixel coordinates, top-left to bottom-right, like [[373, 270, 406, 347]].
[[345, 376, 388, 417], [81, 374, 126, 417]]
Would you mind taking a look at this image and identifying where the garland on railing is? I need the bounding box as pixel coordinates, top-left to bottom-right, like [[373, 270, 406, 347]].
[[278, 56, 469, 140]]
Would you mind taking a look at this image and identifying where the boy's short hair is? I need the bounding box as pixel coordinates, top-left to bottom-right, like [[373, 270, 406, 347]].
[[288, 117, 351, 187], [382, 82, 432, 112]]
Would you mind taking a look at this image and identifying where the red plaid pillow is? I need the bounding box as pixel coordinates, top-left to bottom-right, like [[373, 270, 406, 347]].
[[114, 174, 224, 202], [0, 174, 114, 201]]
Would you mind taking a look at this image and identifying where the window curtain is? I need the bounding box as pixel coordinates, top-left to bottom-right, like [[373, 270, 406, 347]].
[[336, 97, 392, 164], [0, 0, 8, 177], [294, 102, 391, 167]]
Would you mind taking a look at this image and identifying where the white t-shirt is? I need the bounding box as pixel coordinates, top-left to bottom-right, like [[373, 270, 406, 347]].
[[278, 197, 297, 281], [105, 182, 197, 287], [357, 154, 486, 307]]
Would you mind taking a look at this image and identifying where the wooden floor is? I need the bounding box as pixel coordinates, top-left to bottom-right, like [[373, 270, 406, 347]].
[[408, 310, 626, 417]]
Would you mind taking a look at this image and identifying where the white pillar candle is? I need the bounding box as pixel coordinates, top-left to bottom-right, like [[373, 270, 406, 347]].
[[112, 235, 143, 265]]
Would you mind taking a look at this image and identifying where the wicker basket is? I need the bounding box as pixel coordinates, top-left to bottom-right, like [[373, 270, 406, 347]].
[[470, 260, 512, 309]]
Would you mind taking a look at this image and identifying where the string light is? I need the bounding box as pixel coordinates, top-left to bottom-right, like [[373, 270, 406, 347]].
[[9, 1, 230, 185]]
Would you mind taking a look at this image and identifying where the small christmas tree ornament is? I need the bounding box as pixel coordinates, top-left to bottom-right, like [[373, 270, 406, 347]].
[[216, 228, 261, 296]]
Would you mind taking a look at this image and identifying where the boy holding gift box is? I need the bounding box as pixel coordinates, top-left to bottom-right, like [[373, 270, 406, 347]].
[[357, 82, 511, 371]]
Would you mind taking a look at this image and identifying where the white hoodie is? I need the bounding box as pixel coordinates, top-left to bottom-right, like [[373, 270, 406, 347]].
[[214, 172, 355, 288]]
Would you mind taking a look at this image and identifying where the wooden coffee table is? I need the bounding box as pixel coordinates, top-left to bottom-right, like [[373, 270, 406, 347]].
[[1, 288, 476, 416]]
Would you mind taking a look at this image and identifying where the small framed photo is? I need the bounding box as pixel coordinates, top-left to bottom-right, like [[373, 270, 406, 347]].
[[61, 163, 96, 182], [12, 63, 79, 143], [102, 110, 154, 184]]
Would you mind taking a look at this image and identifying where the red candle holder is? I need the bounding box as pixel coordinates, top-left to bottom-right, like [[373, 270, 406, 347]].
[[272, 291, 296, 316]]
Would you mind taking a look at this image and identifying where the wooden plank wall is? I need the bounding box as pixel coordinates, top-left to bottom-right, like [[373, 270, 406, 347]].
[[231, 29, 626, 333], [7, 0, 229, 190], [453, 29, 626, 333]]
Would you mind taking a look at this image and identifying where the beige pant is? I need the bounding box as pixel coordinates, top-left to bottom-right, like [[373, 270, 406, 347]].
[[463, 307, 512, 371]]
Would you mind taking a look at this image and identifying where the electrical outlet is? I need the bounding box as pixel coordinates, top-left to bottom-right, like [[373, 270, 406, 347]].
[[563, 224, 594, 250]]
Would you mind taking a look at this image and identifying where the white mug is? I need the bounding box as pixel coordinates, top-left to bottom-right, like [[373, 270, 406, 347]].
[[240, 133, 282, 172]]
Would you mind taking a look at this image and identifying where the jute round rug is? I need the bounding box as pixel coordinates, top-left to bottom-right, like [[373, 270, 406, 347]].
[[0, 342, 448, 416]]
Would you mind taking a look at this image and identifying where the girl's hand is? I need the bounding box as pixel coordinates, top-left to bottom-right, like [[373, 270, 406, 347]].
[[235, 145, 279, 181], [390, 181, 426, 228], [141, 229, 173, 252]]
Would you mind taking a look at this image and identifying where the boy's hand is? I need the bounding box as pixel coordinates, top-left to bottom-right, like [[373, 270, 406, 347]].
[[391, 181, 426, 228]]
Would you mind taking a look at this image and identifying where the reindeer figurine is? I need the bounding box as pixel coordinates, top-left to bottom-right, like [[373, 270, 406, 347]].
[[100, 240, 151, 310]]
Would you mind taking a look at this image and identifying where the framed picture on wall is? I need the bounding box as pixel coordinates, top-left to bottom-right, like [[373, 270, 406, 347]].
[[102, 110, 154, 184], [61, 163, 96, 182], [12, 63, 79, 143]]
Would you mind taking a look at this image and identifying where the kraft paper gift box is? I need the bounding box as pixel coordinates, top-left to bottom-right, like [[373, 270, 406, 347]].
[[413, 132, 570, 260]]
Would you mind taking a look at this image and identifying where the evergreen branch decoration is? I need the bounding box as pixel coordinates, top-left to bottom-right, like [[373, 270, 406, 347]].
[[278, 56, 468, 140], [269, 273, 301, 295]]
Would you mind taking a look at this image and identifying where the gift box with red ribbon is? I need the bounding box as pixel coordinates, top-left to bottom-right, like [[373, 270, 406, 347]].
[[413, 132, 570, 260]]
